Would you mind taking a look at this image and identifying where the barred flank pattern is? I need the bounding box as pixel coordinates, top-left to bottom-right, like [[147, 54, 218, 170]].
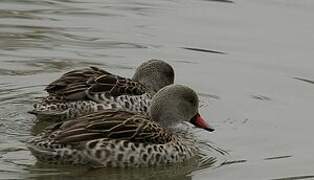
[[27, 110, 198, 167]]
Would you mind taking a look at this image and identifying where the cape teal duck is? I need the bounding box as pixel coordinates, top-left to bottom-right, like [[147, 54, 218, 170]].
[[29, 59, 174, 121]]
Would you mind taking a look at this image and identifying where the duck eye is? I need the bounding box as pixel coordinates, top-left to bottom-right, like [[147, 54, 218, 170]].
[[187, 98, 195, 105], [165, 68, 174, 78]]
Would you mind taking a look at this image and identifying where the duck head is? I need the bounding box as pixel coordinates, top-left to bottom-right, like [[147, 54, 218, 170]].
[[149, 84, 214, 132], [132, 59, 175, 93]]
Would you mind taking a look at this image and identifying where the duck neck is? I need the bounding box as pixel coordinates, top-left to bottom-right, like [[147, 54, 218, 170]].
[[133, 75, 160, 93], [149, 98, 185, 129]]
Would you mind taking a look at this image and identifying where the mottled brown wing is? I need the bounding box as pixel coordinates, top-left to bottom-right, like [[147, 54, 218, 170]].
[[86, 74, 148, 98], [45, 67, 111, 101], [53, 109, 172, 144], [44, 66, 148, 102]]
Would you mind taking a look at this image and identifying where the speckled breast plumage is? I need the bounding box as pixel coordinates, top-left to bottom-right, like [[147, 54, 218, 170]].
[[28, 135, 197, 167], [32, 93, 152, 121]]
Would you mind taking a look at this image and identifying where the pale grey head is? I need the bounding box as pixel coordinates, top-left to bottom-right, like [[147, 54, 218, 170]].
[[132, 59, 175, 92], [149, 84, 214, 132]]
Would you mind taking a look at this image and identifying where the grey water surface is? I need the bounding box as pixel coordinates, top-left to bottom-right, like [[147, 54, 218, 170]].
[[0, 0, 314, 179]]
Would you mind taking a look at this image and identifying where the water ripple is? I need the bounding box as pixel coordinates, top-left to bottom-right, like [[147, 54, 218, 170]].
[[272, 175, 314, 180]]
